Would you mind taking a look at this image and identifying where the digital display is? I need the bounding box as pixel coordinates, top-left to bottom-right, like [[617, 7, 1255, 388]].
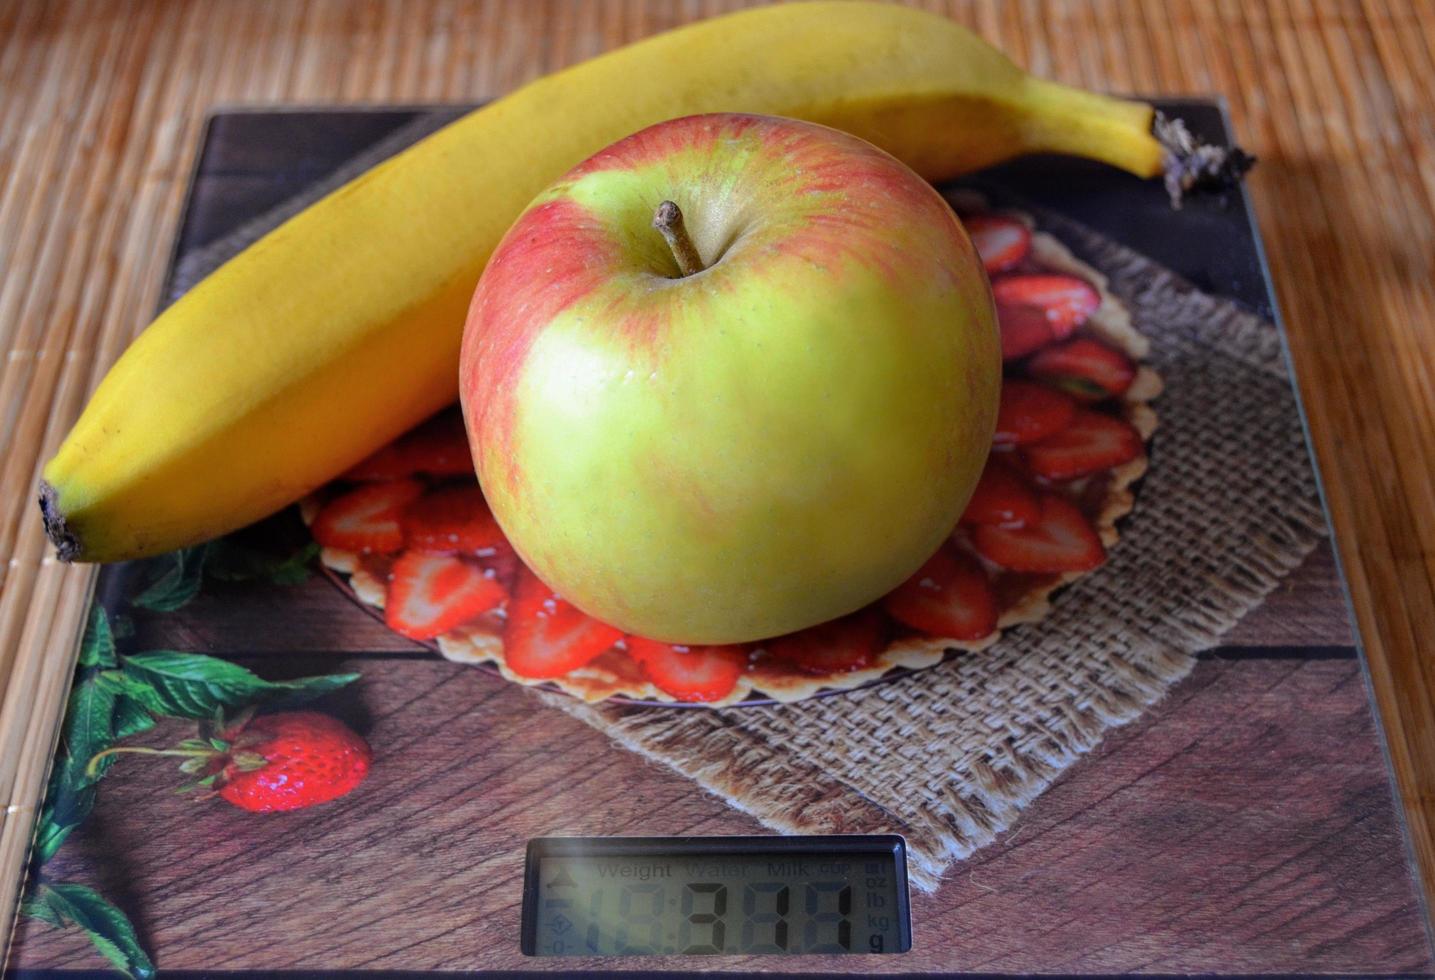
[[521, 835, 910, 956]]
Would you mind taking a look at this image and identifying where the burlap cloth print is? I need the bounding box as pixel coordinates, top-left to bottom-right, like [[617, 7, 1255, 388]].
[[172, 113, 1330, 892]]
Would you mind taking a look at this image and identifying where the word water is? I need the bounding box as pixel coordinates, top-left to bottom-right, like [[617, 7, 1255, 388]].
[[532, 853, 904, 956]]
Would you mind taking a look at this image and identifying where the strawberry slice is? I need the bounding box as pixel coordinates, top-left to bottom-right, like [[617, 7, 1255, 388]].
[[402, 486, 507, 553], [882, 545, 997, 640], [385, 551, 507, 640], [476, 539, 521, 587], [993, 274, 1101, 352], [1027, 336, 1136, 402], [1023, 410, 1142, 481], [996, 300, 1055, 361], [964, 214, 1031, 274], [973, 493, 1105, 573], [626, 638, 749, 702], [765, 608, 883, 675], [312, 479, 424, 553], [961, 457, 1040, 527], [344, 410, 473, 481], [994, 379, 1077, 446], [503, 567, 623, 679]]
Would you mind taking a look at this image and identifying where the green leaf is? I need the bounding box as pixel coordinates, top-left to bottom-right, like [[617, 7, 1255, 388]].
[[61, 678, 117, 785], [93, 671, 171, 717], [34, 759, 97, 863], [77, 606, 117, 668], [130, 545, 208, 612], [22, 882, 156, 979], [117, 653, 270, 718], [20, 888, 64, 926], [111, 696, 156, 741], [127, 539, 316, 620], [34, 809, 72, 863], [110, 613, 136, 640], [205, 539, 319, 586], [257, 671, 362, 710], [113, 651, 358, 719], [35, 674, 130, 862], [231, 751, 267, 772]]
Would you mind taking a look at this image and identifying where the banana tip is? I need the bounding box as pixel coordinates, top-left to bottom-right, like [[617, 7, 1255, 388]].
[[39, 481, 81, 563]]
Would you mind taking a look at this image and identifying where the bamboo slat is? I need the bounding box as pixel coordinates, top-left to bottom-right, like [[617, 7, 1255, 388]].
[[0, 0, 1432, 945]]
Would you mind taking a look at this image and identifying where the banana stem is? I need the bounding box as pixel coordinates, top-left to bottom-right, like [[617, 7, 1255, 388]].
[[1016, 79, 1253, 207], [652, 201, 705, 277], [1153, 111, 1257, 208]]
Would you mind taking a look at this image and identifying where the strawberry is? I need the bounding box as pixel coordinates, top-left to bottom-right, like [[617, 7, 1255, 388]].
[[996, 299, 1055, 361], [961, 457, 1040, 527], [626, 638, 749, 702], [882, 545, 997, 640], [994, 379, 1077, 446], [993, 274, 1101, 356], [215, 712, 372, 813], [476, 538, 522, 587], [343, 410, 473, 481], [503, 567, 623, 679], [973, 493, 1105, 573], [765, 607, 884, 675], [90, 710, 372, 814], [963, 214, 1031, 274], [1026, 336, 1136, 401], [402, 485, 507, 553], [1023, 410, 1142, 481], [385, 551, 507, 640], [312, 479, 424, 553]]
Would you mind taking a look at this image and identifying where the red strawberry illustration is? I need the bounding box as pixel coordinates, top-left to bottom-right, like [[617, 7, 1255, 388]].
[[994, 379, 1077, 446], [1023, 410, 1143, 481], [503, 567, 623, 679], [883, 545, 997, 640], [386, 551, 507, 640], [343, 410, 474, 481], [993, 274, 1101, 357], [964, 214, 1031, 274], [973, 493, 1105, 573], [216, 712, 371, 813], [625, 638, 749, 702], [765, 607, 884, 675], [402, 485, 507, 553], [961, 457, 1040, 527], [1027, 336, 1136, 401], [89, 710, 371, 814], [312, 479, 425, 553]]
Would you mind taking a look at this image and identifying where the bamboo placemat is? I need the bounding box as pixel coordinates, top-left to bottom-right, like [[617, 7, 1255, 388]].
[[2, 0, 1433, 942]]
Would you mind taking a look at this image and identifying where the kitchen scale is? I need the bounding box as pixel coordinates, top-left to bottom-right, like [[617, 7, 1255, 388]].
[[6, 100, 1433, 977]]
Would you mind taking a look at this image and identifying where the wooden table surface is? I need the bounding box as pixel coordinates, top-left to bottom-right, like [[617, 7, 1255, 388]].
[[1, 0, 1433, 956]]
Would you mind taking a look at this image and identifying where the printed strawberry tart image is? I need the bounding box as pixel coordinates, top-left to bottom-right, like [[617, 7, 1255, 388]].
[[301, 197, 1159, 706]]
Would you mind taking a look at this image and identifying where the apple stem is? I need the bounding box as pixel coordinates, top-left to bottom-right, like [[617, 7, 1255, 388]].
[[652, 200, 705, 277]]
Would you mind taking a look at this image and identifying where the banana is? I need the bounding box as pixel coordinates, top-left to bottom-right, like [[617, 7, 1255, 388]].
[[43, 0, 1190, 562]]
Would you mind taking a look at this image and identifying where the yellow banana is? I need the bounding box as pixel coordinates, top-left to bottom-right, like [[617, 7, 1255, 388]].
[[43, 0, 1189, 562]]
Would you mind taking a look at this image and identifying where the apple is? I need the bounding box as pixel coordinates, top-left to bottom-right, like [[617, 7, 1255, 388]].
[[461, 113, 999, 644]]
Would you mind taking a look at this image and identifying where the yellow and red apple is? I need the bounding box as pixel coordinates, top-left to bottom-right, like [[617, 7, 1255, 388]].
[[461, 113, 999, 644]]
